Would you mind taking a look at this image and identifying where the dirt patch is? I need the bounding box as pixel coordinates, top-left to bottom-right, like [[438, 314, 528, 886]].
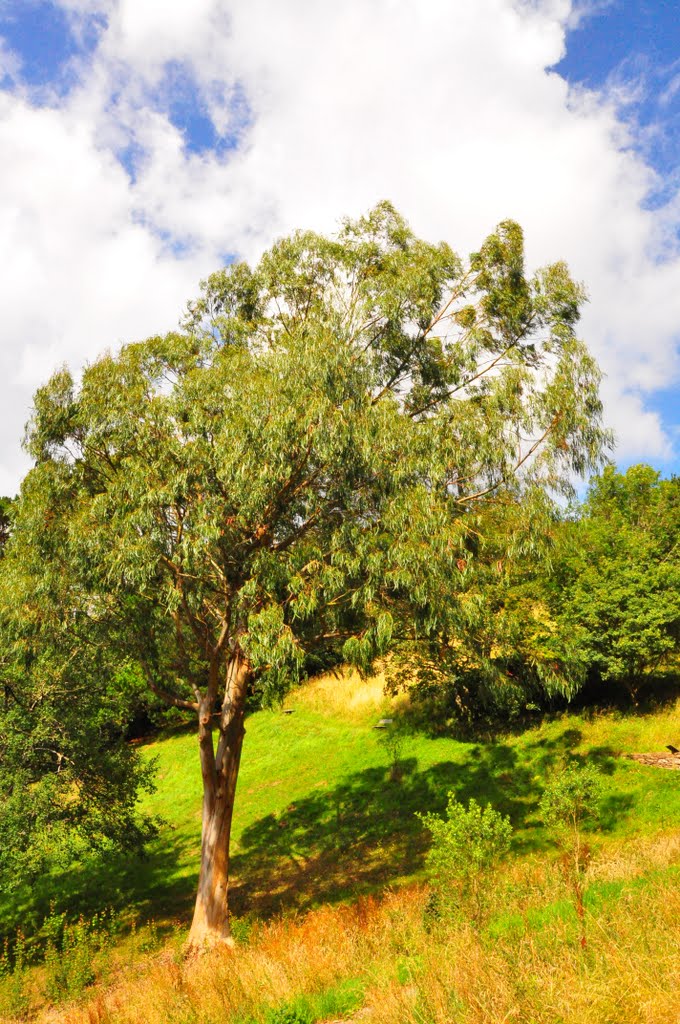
[[625, 752, 680, 770]]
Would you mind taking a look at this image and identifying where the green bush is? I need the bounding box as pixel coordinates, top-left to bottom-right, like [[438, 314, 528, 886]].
[[418, 795, 512, 923], [539, 763, 603, 840], [0, 930, 29, 1017], [265, 1003, 313, 1024], [44, 915, 97, 1001]]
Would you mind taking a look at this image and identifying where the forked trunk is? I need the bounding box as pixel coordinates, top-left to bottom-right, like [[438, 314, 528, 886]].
[[187, 653, 250, 950]]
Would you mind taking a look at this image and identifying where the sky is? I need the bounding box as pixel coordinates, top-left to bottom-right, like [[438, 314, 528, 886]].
[[0, 0, 679, 494]]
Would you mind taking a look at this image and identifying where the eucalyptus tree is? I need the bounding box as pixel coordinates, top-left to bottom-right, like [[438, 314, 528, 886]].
[[13, 203, 609, 947]]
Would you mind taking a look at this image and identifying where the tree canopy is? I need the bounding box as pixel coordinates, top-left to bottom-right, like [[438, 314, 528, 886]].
[[550, 464, 680, 699], [0, 203, 609, 946], [0, 474, 156, 894]]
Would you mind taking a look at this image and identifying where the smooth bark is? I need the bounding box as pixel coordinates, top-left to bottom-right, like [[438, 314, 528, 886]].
[[186, 652, 250, 949]]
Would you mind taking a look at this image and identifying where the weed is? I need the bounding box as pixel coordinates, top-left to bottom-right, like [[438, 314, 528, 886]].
[[377, 720, 410, 782], [265, 1003, 313, 1024], [230, 913, 257, 946], [44, 916, 97, 1002]]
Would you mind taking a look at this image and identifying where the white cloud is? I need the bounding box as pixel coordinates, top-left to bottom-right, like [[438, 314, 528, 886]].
[[565, 0, 616, 31], [0, 36, 21, 81], [0, 0, 679, 493]]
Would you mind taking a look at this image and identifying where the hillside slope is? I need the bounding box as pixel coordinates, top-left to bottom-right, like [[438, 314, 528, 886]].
[[137, 670, 680, 926], [2, 671, 680, 1022]]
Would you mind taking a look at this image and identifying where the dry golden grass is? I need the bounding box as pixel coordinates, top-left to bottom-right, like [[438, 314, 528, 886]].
[[22, 833, 680, 1024], [290, 665, 408, 721], [588, 829, 680, 883]]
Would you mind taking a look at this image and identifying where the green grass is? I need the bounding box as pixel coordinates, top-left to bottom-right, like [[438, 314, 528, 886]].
[[2, 672, 680, 941], [139, 682, 680, 921]]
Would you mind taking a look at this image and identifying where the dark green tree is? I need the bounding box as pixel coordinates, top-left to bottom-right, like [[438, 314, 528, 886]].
[[0, 473, 156, 903], [4, 204, 608, 947], [551, 465, 680, 700]]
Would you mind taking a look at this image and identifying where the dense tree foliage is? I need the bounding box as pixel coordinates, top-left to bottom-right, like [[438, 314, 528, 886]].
[[386, 495, 590, 727], [0, 475, 156, 894], [0, 204, 608, 945], [550, 465, 680, 700], [408, 464, 680, 725]]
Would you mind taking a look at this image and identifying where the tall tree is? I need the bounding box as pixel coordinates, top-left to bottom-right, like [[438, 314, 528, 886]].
[[6, 204, 609, 947]]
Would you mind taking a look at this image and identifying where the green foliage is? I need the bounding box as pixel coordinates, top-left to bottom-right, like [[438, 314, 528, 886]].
[[540, 763, 603, 948], [412, 461, 680, 724], [2, 203, 609, 922], [539, 763, 603, 844], [16, 202, 608, 711], [0, 930, 28, 1017], [0, 496, 13, 554], [418, 795, 512, 922], [551, 465, 680, 698], [43, 915, 97, 1001], [0, 905, 125, 1013], [265, 1007, 313, 1024], [0, 594, 159, 889], [386, 494, 589, 728], [262, 979, 365, 1024]]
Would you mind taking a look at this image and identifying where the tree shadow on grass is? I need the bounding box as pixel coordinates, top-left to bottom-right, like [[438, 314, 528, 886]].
[[229, 725, 631, 919], [572, 669, 680, 717], [0, 725, 637, 942], [523, 730, 619, 774], [0, 827, 196, 946]]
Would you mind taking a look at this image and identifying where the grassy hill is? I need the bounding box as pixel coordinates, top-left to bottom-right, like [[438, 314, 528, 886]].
[[2, 671, 680, 1022], [138, 670, 680, 924]]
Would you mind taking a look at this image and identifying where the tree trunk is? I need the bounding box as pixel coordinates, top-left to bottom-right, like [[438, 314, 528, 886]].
[[186, 653, 250, 950]]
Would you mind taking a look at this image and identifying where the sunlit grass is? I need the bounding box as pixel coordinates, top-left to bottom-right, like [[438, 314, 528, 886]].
[[1, 671, 679, 1021], [17, 840, 680, 1024], [123, 674, 680, 927], [4, 671, 679, 939]]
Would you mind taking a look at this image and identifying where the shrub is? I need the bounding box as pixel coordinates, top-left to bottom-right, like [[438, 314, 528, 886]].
[[539, 762, 603, 947], [539, 762, 603, 839], [0, 930, 28, 1017], [418, 795, 512, 923], [265, 1003, 313, 1024]]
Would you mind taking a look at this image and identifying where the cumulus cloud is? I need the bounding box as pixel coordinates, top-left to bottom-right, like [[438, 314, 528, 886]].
[[0, 0, 679, 493]]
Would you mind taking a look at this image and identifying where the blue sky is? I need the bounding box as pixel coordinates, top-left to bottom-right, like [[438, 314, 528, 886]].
[[3, 2, 678, 177], [560, 2, 680, 200], [0, 0, 679, 491], [558, 1, 680, 469]]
